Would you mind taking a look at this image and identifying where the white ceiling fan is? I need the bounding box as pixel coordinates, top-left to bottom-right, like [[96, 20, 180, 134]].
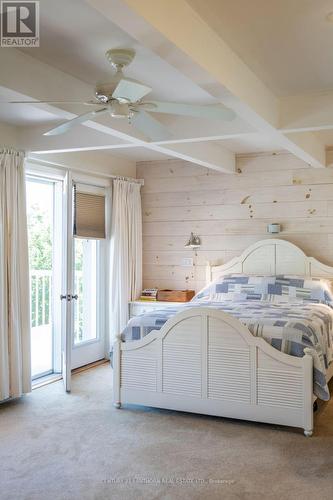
[[7, 48, 236, 141]]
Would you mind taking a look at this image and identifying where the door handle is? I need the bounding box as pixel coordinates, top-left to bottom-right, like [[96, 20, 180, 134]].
[[60, 294, 78, 301]]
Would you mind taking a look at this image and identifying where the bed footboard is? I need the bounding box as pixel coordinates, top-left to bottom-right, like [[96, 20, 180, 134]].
[[112, 308, 313, 435]]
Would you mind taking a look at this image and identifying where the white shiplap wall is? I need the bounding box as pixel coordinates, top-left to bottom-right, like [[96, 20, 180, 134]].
[[138, 152, 333, 292]]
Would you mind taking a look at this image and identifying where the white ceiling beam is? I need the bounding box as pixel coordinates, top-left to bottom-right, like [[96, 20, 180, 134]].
[[156, 132, 255, 146], [88, 0, 326, 168], [20, 118, 248, 155], [22, 122, 235, 172], [22, 118, 321, 170]]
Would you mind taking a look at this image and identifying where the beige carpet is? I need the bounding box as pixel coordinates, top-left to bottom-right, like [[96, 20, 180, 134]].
[[1, 364, 333, 500]]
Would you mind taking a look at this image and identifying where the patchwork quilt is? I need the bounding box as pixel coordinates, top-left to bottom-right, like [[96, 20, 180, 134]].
[[121, 275, 333, 400]]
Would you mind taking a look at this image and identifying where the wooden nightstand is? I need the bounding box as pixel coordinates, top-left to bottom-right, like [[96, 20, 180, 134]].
[[129, 300, 186, 319]]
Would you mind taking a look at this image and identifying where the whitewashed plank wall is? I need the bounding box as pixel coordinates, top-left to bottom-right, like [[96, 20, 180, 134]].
[[137, 152, 333, 292]]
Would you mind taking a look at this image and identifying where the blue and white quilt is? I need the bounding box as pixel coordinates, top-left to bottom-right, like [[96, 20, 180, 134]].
[[121, 275, 333, 400]]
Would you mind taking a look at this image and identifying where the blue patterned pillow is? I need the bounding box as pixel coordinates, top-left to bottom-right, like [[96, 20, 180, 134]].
[[192, 274, 333, 306], [266, 275, 333, 306], [193, 274, 274, 302]]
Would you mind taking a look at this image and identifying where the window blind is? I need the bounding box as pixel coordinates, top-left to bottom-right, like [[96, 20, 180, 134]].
[[73, 186, 106, 239]]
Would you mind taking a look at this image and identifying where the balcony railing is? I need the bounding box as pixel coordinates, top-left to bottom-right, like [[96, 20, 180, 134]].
[[30, 270, 52, 378], [30, 270, 52, 328], [30, 269, 83, 340]]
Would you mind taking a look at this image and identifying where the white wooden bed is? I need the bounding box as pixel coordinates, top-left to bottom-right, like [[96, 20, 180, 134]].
[[113, 239, 333, 436]]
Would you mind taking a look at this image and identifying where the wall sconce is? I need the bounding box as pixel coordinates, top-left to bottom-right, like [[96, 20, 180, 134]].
[[185, 232, 201, 249], [267, 223, 281, 234]]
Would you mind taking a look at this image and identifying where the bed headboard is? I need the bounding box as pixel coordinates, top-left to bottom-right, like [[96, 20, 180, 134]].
[[206, 239, 333, 284]]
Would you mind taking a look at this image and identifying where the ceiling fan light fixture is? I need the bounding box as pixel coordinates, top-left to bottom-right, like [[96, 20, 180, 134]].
[[95, 79, 121, 102], [94, 93, 108, 103]]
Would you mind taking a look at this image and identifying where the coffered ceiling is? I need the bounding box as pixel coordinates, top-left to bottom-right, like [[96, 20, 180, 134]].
[[1, 0, 333, 171]]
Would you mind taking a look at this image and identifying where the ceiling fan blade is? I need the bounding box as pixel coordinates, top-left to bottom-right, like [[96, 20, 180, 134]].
[[131, 110, 172, 141], [142, 101, 236, 121], [112, 78, 152, 103], [43, 108, 108, 136], [6, 100, 104, 106]]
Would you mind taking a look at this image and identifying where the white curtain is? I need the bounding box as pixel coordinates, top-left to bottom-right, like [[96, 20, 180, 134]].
[[109, 179, 142, 341], [0, 149, 31, 401]]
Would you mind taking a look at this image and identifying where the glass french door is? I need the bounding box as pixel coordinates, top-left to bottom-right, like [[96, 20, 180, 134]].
[[27, 166, 106, 392], [63, 173, 106, 384], [26, 175, 62, 381]]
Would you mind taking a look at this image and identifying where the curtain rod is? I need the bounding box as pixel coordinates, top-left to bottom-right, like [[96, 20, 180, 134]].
[[26, 156, 144, 185]]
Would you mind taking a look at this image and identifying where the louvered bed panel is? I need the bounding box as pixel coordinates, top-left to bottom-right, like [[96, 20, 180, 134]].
[[208, 347, 251, 402], [121, 342, 158, 392], [257, 369, 303, 409], [162, 316, 202, 397], [208, 317, 251, 402], [257, 350, 304, 409]]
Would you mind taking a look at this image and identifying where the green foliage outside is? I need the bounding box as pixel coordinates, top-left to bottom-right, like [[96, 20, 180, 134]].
[[27, 200, 83, 339], [28, 203, 52, 271], [28, 203, 52, 328]]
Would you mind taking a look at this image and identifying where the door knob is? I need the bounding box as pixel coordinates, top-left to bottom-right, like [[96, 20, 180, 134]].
[[60, 294, 78, 301]]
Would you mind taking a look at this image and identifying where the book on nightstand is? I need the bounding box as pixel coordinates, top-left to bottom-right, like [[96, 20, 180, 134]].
[[140, 288, 158, 301]]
